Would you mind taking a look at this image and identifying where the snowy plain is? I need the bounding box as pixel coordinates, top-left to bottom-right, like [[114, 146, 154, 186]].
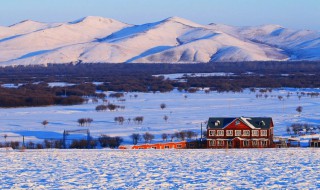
[[1, 149, 320, 189], [0, 88, 320, 143], [1, 89, 320, 189]]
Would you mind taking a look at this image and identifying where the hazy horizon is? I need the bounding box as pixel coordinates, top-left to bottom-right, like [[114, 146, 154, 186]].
[[1, 0, 319, 31]]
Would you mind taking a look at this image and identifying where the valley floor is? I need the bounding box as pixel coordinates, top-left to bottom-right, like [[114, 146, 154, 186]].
[[1, 148, 319, 189], [0, 89, 320, 144]]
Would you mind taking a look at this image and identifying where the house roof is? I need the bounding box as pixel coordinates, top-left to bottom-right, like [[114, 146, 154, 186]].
[[207, 117, 273, 129]]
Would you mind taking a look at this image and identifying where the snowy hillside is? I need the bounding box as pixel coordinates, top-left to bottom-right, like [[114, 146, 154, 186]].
[[1, 16, 320, 65]]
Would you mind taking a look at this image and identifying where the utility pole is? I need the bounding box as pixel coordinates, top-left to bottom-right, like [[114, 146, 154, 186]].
[[200, 122, 203, 142], [63, 130, 66, 149], [87, 130, 90, 149]]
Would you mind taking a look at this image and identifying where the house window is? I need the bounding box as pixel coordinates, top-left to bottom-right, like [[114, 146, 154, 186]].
[[151, 146, 157, 149], [235, 130, 241, 136], [252, 130, 259, 136], [164, 145, 170, 149], [243, 140, 249, 147], [235, 120, 240, 125], [209, 130, 215, 137], [243, 130, 250, 136], [217, 140, 224, 146], [226, 130, 233, 136], [209, 140, 215, 146], [262, 140, 268, 147], [176, 145, 182, 148], [261, 130, 267, 136], [217, 130, 224, 136], [215, 120, 220, 126], [252, 140, 258, 147]]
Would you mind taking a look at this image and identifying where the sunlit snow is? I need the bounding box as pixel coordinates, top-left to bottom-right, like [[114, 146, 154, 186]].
[[1, 149, 319, 189]]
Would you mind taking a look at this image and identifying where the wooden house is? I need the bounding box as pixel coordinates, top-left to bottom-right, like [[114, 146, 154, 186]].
[[206, 117, 274, 148]]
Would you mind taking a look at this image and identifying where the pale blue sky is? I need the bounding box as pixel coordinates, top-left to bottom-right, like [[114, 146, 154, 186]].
[[0, 0, 319, 30]]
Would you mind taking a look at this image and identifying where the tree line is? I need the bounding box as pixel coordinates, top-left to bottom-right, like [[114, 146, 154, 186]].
[[1, 62, 320, 107]]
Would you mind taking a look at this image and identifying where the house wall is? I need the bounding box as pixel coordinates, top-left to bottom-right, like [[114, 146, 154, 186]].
[[207, 119, 274, 148]]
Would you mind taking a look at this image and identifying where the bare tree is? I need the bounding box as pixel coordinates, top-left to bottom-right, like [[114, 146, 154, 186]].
[[304, 124, 311, 133], [296, 106, 303, 116], [86, 118, 93, 127], [131, 133, 141, 145], [170, 134, 175, 142], [114, 116, 125, 125], [161, 133, 168, 142], [163, 115, 169, 122], [109, 93, 124, 98], [286, 126, 291, 135], [133, 116, 144, 125], [186, 131, 196, 140], [143, 132, 155, 143], [42, 120, 49, 128], [77, 118, 93, 127], [4, 134, 7, 143], [78, 118, 86, 126], [286, 93, 290, 99], [92, 98, 99, 104], [107, 103, 118, 111], [96, 105, 107, 111], [174, 132, 180, 141], [160, 103, 166, 110], [119, 117, 125, 125], [179, 131, 187, 141]]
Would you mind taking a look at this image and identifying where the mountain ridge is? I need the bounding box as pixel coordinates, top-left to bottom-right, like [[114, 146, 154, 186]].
[[0, 16, 319, 66]]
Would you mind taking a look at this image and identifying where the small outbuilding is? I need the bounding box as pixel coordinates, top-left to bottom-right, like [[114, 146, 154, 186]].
[[119, 141, 187, 150]]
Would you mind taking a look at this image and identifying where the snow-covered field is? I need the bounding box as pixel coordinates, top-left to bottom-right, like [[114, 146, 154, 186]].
[[1, 149, 319, 189], [0, 89, 319, 143]]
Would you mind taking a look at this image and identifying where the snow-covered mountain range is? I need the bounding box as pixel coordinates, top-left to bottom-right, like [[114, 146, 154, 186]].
[[1, 16, 319, 65]]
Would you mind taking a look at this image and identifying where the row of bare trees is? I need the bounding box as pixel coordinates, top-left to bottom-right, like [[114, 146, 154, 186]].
[[287, 123, 320, 135], [77, 118, 93, 127], [95, 103, 124, 111], [161, 131, 198, 142], [130, 130, 199, 145], [114, 116, 145, 125], [98, 135, 123, 148], [130, 132, 154, 145]]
